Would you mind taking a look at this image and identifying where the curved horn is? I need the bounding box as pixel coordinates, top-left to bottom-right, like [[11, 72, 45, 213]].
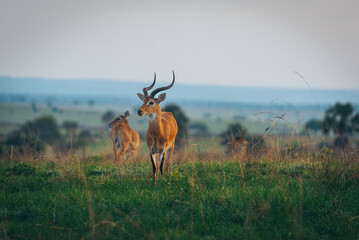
[[150, 71, 175, 98], [143, 72, 156, 97]]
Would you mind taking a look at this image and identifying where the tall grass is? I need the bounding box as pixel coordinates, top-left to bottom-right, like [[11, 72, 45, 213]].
[[1, 136, 359, 239]]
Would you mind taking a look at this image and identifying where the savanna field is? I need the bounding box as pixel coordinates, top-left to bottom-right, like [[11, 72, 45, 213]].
[[1, 141, 359, 239], [2, 0, 359, 239], [1, 103, 359, 239]]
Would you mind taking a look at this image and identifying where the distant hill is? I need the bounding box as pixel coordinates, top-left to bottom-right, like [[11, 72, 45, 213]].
[[1, 76, 358, 106]]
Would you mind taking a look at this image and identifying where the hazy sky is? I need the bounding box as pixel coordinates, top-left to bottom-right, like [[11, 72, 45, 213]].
[[0, 0, 358, 89]]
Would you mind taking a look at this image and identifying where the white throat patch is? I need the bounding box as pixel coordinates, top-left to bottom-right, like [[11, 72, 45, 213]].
[[149, 114, 157, 121]]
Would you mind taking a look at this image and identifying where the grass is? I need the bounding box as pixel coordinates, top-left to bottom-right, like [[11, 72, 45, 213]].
[[1, 103, 358, 239], [1, 146, 359, 239]]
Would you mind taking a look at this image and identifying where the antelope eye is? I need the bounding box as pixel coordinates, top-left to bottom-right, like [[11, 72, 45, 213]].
[[148, 101, 154, 106], [117, 117, 121, 120]]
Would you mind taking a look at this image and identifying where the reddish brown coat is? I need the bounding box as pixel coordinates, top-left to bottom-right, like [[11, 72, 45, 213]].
[[109, 112, 140, 166]]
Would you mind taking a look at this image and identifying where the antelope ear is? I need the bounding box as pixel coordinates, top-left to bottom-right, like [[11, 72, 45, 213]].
[[124, 111, 130, 118], [157, 93, 166, 104], [137, 93, 145, 101]]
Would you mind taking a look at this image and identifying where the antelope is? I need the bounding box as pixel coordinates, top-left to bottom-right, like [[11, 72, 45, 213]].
[[229, 136, 247, 159], [108, 111, 140, 166], [137, 71, 178, 184]]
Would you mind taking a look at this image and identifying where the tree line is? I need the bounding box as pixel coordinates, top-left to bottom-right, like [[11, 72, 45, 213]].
[[2, 116, 92, 153], [304, 102, 359, 148], [1, 102, 357, 155]]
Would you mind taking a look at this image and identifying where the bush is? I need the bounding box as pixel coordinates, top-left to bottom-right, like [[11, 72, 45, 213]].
[[333, 136, 349, 149], [220, 122, 266, 153], [163, 104, 189, 147], [246, 134, 266, 154], [304, 118, 322, 134], [78, 129, 93, 147], [62, 121, 78, 135], [189, 121, 209, 137], [0, 139, 4, 156], [101, 110, 115, 125], [5, 127, 42, 152], [5, 115, 61, 152], [6, 163, 36, 176], [220, 122, 247, 144]]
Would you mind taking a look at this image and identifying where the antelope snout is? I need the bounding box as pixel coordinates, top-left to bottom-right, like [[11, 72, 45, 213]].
[[138, 110, 143, 116]]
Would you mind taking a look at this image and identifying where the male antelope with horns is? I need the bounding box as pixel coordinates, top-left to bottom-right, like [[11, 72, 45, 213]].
[[137, 71, 178, 184]]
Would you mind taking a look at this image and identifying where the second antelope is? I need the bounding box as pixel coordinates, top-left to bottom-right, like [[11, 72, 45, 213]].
[[137, 71, 178, 184], [108, 111, 140, 166], [229, 136, 247, 159]]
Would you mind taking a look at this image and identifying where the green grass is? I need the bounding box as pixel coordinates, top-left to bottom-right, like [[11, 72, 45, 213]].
[[0, 103, 357, 239], [1, 151, 358, 239]]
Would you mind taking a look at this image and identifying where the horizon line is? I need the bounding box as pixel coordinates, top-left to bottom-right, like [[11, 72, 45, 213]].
[[1, 75, 359, 92]]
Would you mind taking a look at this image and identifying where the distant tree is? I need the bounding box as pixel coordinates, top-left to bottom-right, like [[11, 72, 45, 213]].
[[88, 100, 95, 107], [0, 139, 4, 156], [203, 112, 212, 119], [78, 129, 92, 146], [220, 122, 265, 154], [351, 113, 359, 133], [189, 121, 209, 137], [333, 136, 349, 149], [62, 121, 78, 136], [46, 98, 53, 108], [163, 104, 189, 147], [246, 134, 266, 154], [304, 119, 322, 134], [101, 110, 115, 125], [220, 122, 247, 144], [322, 102, 359, 149], [31, 101, 37, 113], [5, 115, 61, 152], [6, 130, 38, 151], [232, 115, 246, 120], [29, 115, 61, 143], [322, 102, 354, 136]]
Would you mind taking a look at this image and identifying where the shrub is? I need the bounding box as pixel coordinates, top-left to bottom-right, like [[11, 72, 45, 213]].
[[189, 121, 209, 137], [220, 122, 266, 154], [5, 115, 61, 152], [246, 134, 266, 154], [163, 104, 189, 147], [62, 121, 78, 136], [220, 122, 247, 144], [101, 110, 115, 125], [6, 163, 36, 176]]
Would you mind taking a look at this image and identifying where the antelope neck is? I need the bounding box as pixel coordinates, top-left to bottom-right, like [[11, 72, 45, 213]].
[[116, 123, 128, 133], [148, 111, 163, 134]]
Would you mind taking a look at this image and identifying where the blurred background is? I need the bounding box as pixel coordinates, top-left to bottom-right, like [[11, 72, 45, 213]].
[[1, 0, 359, 156]]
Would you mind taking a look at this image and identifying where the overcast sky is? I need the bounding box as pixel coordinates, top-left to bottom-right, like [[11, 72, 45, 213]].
[[0, 0, 358, 89]]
